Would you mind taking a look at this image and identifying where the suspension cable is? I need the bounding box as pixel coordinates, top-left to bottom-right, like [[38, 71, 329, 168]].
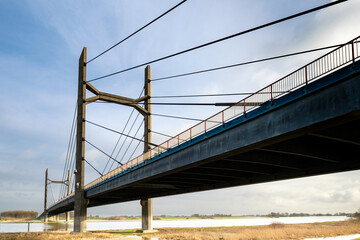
[[64, 139, 76, 198], [108, 112, 143, 172], [94, 101, 250, 106], [118, 121, 144, 167], [126, 136, 144, 164], [84, 158, 103, 176], [152, 113, 205, 122], [150, 130, 174, 139], [102, 108, 136, 174], [70, 156, 76, 193], [84, 139, 123, 165], [152, 92, 253, 98], [59, 103, 77, 200], [60, 128, 76, 199], [87, 0, 187, 64], [151, 44, 343, 82], [87, 0, 347, 82], [85, 120, 158, 147], [68, 135, 77, 195], [103, 88, 144, 174]]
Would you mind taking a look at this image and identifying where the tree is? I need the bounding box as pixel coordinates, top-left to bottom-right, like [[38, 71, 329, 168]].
[[0, 210, 38, 219]]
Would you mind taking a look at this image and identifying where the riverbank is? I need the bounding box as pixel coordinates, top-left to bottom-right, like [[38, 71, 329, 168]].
[[0, 219, 359, 240], [0, 217, 39, 223], [0, 215, 350, 232]]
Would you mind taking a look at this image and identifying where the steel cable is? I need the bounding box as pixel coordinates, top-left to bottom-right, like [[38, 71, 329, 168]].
[[87, 0, 347, 82], [59, 104, 77, 200], [117, 121, 144, 167], [108, 112, 143, 172], [104, 89, 145, 173], [84, 158, 103, 176], [126, 136, 144, 164], [87, 0, 187, 64], [151, 44, 344, 82], [84, 139, 123, 165], [86, 120, 157, 146]]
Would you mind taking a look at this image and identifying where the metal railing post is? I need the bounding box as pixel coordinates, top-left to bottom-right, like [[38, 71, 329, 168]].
[[243, 100, 246, 115], [352, 40, 356, 64]]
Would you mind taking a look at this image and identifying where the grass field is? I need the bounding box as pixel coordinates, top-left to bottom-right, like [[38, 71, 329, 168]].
[[144, 220, 360, 240], [0, 219, 359, 240]]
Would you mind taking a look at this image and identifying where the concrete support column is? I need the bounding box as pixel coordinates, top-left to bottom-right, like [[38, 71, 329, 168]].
[[141, 65, 153, 232], [65, 212, 70, 223], [141, 198, 153, 231], [74, 47, 87, 232], [44, 169, 48, 223]]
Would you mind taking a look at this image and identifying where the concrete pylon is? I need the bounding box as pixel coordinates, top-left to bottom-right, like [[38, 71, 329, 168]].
[[74, 47, 87, 232], [141, 65, 155, 232], [44, 168, 48, 223]]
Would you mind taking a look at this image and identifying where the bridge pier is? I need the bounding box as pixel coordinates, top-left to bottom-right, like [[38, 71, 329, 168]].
[[141, 198, 153, 232], [74, 201, 87, 231], [65, 212, 70, 223], [44, 212, 48, 223]]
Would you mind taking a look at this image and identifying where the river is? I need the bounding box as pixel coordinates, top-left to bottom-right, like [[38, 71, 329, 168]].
[[0, 216, 350, 233]]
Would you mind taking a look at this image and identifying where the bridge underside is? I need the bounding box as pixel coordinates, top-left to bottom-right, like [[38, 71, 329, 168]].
[[88, 114, 360, 206], [48, 64, 360, 216]]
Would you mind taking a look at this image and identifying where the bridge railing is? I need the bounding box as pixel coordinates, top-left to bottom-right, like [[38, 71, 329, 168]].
[[44, 37, 360, 208]]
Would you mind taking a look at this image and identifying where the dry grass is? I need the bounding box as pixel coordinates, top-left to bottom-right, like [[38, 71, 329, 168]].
[[106, 216, 127, 220], [144, 219, 360, 240], [0, 220, 359, 240], [0, 217, 33, 222], [0, 231, 131, 240]]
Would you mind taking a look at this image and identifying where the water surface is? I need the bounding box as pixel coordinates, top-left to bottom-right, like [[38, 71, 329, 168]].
[[0, 216, 350, 233]]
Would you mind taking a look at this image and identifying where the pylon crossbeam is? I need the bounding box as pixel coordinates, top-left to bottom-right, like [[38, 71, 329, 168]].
[[85, 82, 99, 95], [84, 83, 149, 116], [48, 180, 67, 185]]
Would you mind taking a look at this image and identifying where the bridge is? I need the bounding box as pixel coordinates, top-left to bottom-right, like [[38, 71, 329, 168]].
[[44, 35, 360, 232]]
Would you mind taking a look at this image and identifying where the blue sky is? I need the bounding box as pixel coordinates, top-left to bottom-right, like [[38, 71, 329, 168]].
[[0, 0, 360, 217]]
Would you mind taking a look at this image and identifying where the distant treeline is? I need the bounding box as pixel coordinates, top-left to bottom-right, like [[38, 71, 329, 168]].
[[262, 212, 354, 218], [0, 210, 38, 219], [85, 211, 360, 219], [191, 214, 232, 218]]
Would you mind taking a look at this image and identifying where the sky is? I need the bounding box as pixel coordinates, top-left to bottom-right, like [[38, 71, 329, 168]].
[[0, 0, 360, 217]]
